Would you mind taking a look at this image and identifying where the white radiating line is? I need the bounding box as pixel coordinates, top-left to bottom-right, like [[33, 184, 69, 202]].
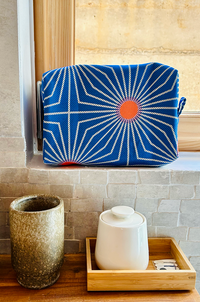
[[143, 107, 177, 110], [80, 65, 121, 103], [43, 69, 58, 91], [103, 66, 125, 99], [43, 137, 64, 162], [74, 66, 119, 105], [72, 113, 116, 161], [42, 69, 53, 80], [44, 157, 59, 164], [120, 65, 127, 98], [76, 116, 119, 162], [136, 119, 175, 160], [87, 122, 127, 165], [142, 98, 177, 108], [86, 121, 124, 163], [44, 68, 66, 108], [127, 123, 130, 165], [43, 69, 63, 103], [132, 123, 169, 163], [82, 118, 123, 162], [71, 66, 115, 109], [135, 64, 163, 100], [140, 76, 178, 106], [135, 119, 175, 161], [127, 164, 162, 167], [131, 65, 139, 98], [68, 67, 71, 160], [44, 121, 68, 161], [90, 65, 125, 101], [44, 110, 116, 116], [130, 122, 139, 159], [134, 63, 152, 99], [138, 71, 176, 104], [44, 150, 60, 162], [141, 113, 178, 145], [128, 65, 131, 97], [136, 66, 170, 101], [43, 130, 65, 161], [141, 111, 178, 119], [74, 115, 117, 162], [139, 115, 177, 157]]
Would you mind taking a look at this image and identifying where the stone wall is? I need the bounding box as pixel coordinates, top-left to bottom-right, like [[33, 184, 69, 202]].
[[75, 0, 200, 111], [0, 162, 200, 292], [0, 0, 26, 167]]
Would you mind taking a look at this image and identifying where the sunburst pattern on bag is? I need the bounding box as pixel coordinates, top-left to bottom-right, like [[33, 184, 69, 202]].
[[41, 62, 185, 166]]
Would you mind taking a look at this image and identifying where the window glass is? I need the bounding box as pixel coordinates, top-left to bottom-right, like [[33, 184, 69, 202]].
[[75, 0, 200, 112]]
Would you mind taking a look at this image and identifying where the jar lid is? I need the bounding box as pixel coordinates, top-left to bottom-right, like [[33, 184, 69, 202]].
[[101, 206, 143, 227]]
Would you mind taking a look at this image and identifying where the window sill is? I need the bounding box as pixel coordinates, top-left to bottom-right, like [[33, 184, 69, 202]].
[[28, 152, 200, 172]]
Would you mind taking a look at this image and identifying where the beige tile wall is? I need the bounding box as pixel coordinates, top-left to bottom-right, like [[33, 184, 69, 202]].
[[0, 166, 200, 294], [0, 0, 26, 168]]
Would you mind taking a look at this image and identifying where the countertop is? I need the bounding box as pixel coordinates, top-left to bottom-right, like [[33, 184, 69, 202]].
[[0, 254, 200, 302]]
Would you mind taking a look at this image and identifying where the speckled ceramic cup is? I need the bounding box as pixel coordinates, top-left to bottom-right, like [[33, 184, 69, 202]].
[[9, 194, 64, 289]]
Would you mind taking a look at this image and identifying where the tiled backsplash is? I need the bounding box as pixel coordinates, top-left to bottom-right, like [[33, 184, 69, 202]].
[[0, 164, 200, 291]]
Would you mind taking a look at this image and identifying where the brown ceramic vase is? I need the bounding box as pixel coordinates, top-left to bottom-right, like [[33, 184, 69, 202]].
[[9, 194, 64, 289]]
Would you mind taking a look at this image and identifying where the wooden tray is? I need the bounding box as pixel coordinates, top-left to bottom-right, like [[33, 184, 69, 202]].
[[86, 237, 196, 291]]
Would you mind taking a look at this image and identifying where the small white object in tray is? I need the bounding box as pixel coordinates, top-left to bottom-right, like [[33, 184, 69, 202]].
[[153, 259, 180, 270]]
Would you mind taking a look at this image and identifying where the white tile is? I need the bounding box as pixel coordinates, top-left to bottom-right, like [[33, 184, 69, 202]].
[[103, 198, 135, 211], [108, 170, 137, 184], [49, 170, 79, 185], [137, 185, 169, 199], [179, 241, 200, 257], [179, 213, 200, 227], [107, 184, 136, 199], [147, 226, 156, 237], [139, 170, 170, 184], [28, 170, 49, 184], [158, 200, 180, 212], [170, 185, 195, 199], [67, 212, 99, 228], [0, 168, 28, 183], [80, 170, 107, 185], [190, 257, 200, 271], [74, 184, 106, 198], [171, 171, 200, 185], [181, 199, 200, 213], [0, 137, 25, 151], [157, 226, 187, 241], [189, 228, 200, 241], [50, 185, 73, 198], [0, 152, 26, 167], [74, 226, 98, 240], [152, 212, 178, 227], [196, 186, 200, 198], [135, 198, 159, 212], [71, 198, 103, 212]]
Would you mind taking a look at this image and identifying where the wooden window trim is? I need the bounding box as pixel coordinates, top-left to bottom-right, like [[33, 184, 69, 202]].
[[33, 0, 200, 152], [34, 0, 75, 83], [178, 114, 200, 151]]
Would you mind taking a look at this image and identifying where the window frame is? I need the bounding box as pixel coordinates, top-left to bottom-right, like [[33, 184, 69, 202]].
[[33, 0, 200, 153]]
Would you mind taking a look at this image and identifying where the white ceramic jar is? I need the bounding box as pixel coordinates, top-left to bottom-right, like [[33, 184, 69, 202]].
[[95, 206, 149, 270]]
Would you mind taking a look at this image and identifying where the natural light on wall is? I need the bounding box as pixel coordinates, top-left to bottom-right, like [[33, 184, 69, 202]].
[[75, 0, 200, 112]]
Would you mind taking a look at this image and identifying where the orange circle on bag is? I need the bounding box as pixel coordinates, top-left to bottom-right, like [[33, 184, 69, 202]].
[[120, 100, 138, 120]]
